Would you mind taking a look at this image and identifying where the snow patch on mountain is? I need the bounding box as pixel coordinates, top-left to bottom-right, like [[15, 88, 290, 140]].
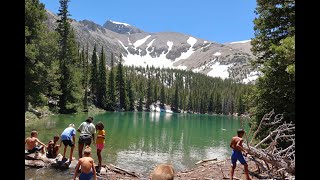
[[229, 40, 251, 44], [207, 62, 232, 79], [119, 39, 174, 68], [167, 41, 173, 53], [175, 37, 197, 61], [176, 65, 188, 70], [242, 70, 260, 84], [187, 37, 197, 47], [128, 37, 132, 45], [122, 52, 174, 68], [147, 39, 156, 48], [213, 52, 221, 56], [109, 20, 130, 26], [134, 35, 151, 47], [118, 40, 128, 53]]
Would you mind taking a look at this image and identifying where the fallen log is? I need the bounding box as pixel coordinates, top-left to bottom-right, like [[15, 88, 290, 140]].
[[222, 177, 242, 180], [245, 145, 295, 175], [240, 110, 295, 178], [211, 160, 226, 165], [109, 164, 140, 178], [195, 158, 217, 165]]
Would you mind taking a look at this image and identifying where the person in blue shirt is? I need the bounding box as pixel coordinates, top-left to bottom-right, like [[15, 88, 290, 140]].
[[60, 124, 76, 162]]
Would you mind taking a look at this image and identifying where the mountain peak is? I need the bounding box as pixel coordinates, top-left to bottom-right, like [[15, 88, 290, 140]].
[[103, 20, 143, 34]]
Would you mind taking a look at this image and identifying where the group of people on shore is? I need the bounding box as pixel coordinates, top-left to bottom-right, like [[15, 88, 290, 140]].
[[26, 116, 251, 180], [25, 117, 105, 180]]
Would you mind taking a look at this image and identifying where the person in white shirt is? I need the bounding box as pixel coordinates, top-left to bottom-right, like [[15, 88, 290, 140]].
[[77, 117, 96, 158]]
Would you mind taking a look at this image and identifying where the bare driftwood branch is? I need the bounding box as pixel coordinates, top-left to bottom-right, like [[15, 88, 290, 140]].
[[195, 158, 217, 165], [109, 164, 140, 178], [250, 110, 276, 145], [241, 110, 295, 178]]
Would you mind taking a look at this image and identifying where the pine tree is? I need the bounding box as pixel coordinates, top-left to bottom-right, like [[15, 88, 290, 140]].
[[127, 78, 135, 111], [172, 82, 179, 112], [208, 93, 214, 113], [145, 72, 152, 111], [90, 44, 98, 105], [56, 0, 82, 113], [82, 43, 89, 111], [160, 83, 166, 107], [138, 96, 143, 111], [251, 0, 295, 140], [187, 92, 193, 113], [215, 93, 222, 114], [106, 53, 116, 111], [251, 0, 295, 63], [116, 54, 127, 110], [44, 31, 61, 113], [236, 95, 244, 115], [153, 82, 158, 103], [97, 46, 107, 109], [25, 0, 49, 110]]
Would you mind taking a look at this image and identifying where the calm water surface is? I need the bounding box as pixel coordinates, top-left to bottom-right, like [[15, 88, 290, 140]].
[[25, 112, 249, 179]]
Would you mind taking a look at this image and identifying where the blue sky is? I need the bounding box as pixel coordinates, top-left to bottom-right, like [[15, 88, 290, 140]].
[[39, 0, 257, 43]]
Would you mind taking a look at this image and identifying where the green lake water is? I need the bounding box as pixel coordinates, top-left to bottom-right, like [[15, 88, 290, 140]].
[[25, 112, 249, 179]]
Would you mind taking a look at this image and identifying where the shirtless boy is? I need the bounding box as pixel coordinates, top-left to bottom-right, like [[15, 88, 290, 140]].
[[25, 130, 47, 154], [47, 135, 60, 158], [73, 146, 97, 180], [229, 129, 251, 180]]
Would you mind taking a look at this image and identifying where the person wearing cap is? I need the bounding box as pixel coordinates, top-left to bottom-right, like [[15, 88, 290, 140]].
[[60, 124, 76, 162]]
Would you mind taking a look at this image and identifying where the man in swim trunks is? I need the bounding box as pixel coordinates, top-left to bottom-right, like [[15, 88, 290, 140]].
[[73, 146, 97, 180], [229, 129, 251, 180]]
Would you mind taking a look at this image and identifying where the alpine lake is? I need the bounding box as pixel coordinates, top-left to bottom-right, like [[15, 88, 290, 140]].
[[25, 111, 249, 179]]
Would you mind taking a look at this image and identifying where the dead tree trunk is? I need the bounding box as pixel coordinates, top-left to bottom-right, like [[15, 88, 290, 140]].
[[241, 110, 295, 178]]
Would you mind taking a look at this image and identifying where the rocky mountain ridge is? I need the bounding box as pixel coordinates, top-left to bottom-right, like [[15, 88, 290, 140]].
[[45, 9, 260, 84]]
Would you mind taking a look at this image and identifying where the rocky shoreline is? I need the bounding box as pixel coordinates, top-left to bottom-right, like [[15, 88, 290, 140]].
[[25, 152, 276, 180]]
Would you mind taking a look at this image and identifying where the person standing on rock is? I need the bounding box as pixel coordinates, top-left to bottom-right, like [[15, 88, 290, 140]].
[[60, 124, 76, 162], [95, 121, 105, 173], [77, 117, 96, 158], [229, 129, 251, 180]]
